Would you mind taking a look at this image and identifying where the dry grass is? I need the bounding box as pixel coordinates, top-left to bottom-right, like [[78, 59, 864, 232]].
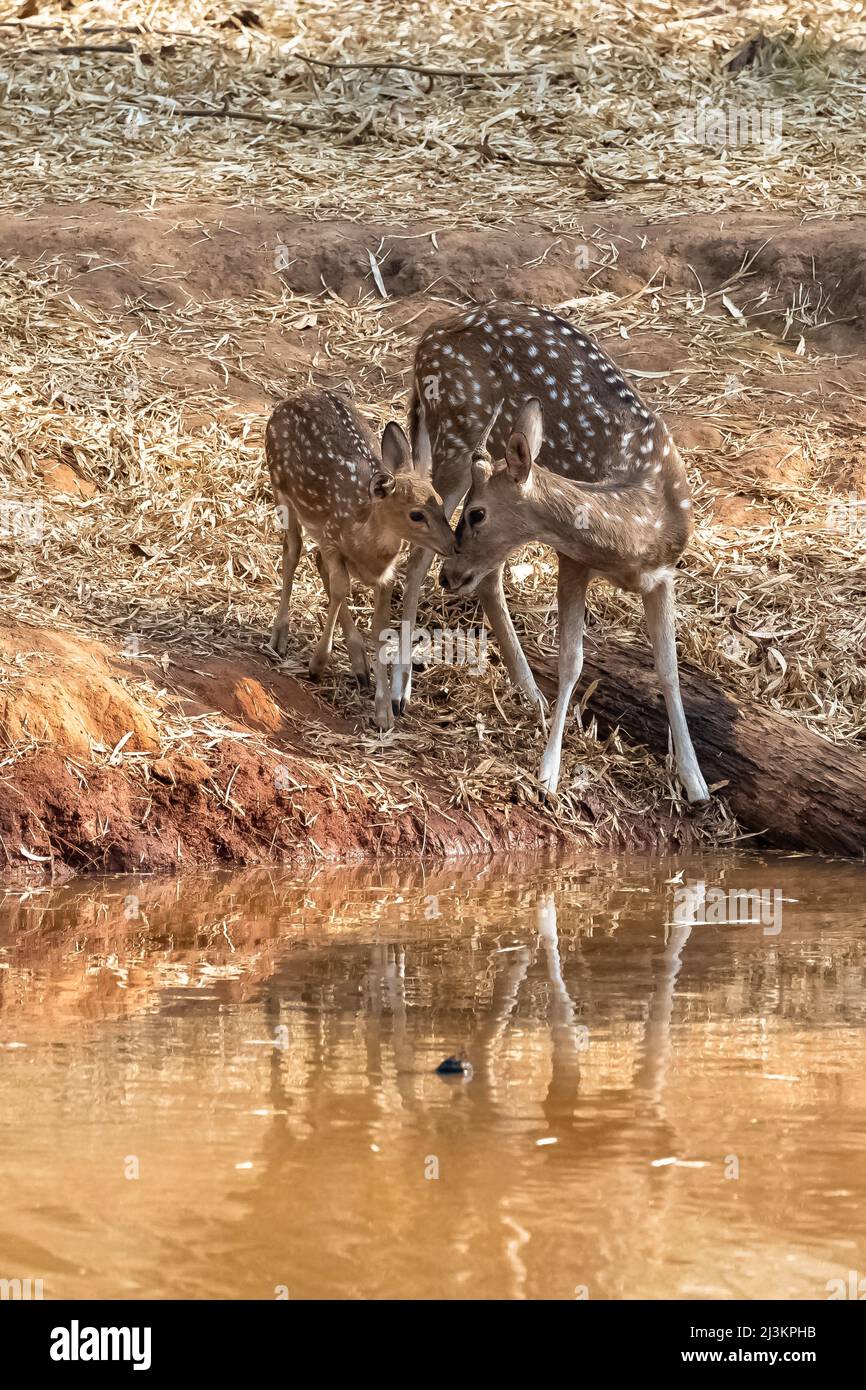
[[0, 1, 864, 854], [1, 2, 864, 219]]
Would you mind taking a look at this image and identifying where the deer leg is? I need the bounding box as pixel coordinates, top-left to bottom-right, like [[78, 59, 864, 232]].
[[391, 482, 466, 715], [309, 554, 350, 680], [478, 565, 548, 715], [389, 545, 431, 714], [538, 557, 588, 793], [371, 576, 396, 730], [641, 573, 710, 805], [339, 605, 371, 688], [314, 550, 369, 686], [268, 506, 302, 657]]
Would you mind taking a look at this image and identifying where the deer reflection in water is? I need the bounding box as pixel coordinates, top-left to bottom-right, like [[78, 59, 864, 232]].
[[4, 856, 864, 1299], [236, 876, 697, 1299], [463, 888, 692, 1137]]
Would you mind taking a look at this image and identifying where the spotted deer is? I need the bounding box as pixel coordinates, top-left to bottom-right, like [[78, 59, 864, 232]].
[[396, 302, 709, 802], [265, 389, 455, 729]]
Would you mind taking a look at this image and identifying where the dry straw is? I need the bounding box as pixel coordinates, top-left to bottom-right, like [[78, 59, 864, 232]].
[[0, 2, 864, 852]]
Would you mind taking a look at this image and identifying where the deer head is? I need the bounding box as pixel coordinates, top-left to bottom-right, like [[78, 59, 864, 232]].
[[371, 422, 455, 558], [440, 399, 544, 594]]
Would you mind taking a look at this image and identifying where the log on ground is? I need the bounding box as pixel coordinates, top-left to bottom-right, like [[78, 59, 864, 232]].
[[531, 639, 866, 858]]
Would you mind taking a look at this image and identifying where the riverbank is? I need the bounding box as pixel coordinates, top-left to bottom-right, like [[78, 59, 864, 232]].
[[0, 618, 715, 879], [0, 5, 863, 875]]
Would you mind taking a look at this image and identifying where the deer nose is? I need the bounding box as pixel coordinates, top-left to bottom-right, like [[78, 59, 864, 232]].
[[439, 569, 451, 590]]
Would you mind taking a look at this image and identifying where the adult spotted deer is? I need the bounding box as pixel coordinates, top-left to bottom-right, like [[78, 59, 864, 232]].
[[395, 302, 708, 802], [265, 389, 454, 729]]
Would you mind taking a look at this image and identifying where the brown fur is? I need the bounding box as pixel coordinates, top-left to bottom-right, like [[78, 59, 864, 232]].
[[407, 306, 709, 803], [393, 302, 699, 720], [265, 389, 454, 729]]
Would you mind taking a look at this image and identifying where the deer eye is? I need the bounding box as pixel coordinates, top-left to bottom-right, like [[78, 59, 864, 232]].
[[468, 508, 486, 527], [409, 509, 426, 523]]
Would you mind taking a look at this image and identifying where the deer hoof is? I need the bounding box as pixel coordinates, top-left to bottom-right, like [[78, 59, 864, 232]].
[[537, 769, 560, 802], [519, 684, 549, 720], [390, 665, 411, 710], [682, 765, 710, 805], [686, 783, 711, 806], [374, 703, 394, 731], [391, 668, 412, 715]]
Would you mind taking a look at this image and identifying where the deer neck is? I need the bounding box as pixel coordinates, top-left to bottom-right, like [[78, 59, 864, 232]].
[[342, 507, 402, 581], [522, 466, 660, 575]]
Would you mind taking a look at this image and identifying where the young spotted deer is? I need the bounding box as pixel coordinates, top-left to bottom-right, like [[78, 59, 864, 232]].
[[439, 394, 709, 802], [265, 389, 454, 729], [392, 300, 707, 801]]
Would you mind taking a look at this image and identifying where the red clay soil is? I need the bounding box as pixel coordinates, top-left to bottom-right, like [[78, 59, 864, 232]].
[[0, 621, 518, 875], [0, 739, 548, 877], [0, 620, 706, 880]]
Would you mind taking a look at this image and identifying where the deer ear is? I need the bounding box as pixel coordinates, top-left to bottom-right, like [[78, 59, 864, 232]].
[[370, 470, 396, 499], [505, 432, 533, 485], [381, 421, 413, 474], [513, 398, 544, 461]]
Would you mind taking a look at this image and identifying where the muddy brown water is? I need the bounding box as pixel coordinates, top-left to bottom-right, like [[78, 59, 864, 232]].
[[1, 852, 864, 1302]]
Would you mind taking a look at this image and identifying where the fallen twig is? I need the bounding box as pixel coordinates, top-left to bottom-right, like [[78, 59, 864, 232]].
[[26, 42, 135, 55], [297, 54, 577, 81], [177, 103, 329, 135]]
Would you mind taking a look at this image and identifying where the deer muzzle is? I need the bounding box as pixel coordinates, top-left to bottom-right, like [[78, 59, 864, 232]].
[[439, 557, 478, 596]]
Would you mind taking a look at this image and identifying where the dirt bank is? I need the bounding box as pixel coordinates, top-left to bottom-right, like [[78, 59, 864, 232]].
[[0, 620, 712, 878], [2, 196, 866, 874], [0, 6, 863, 875]]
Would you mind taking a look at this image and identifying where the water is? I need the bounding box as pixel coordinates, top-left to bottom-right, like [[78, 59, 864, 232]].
[[1, 853, 865, 1301]]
